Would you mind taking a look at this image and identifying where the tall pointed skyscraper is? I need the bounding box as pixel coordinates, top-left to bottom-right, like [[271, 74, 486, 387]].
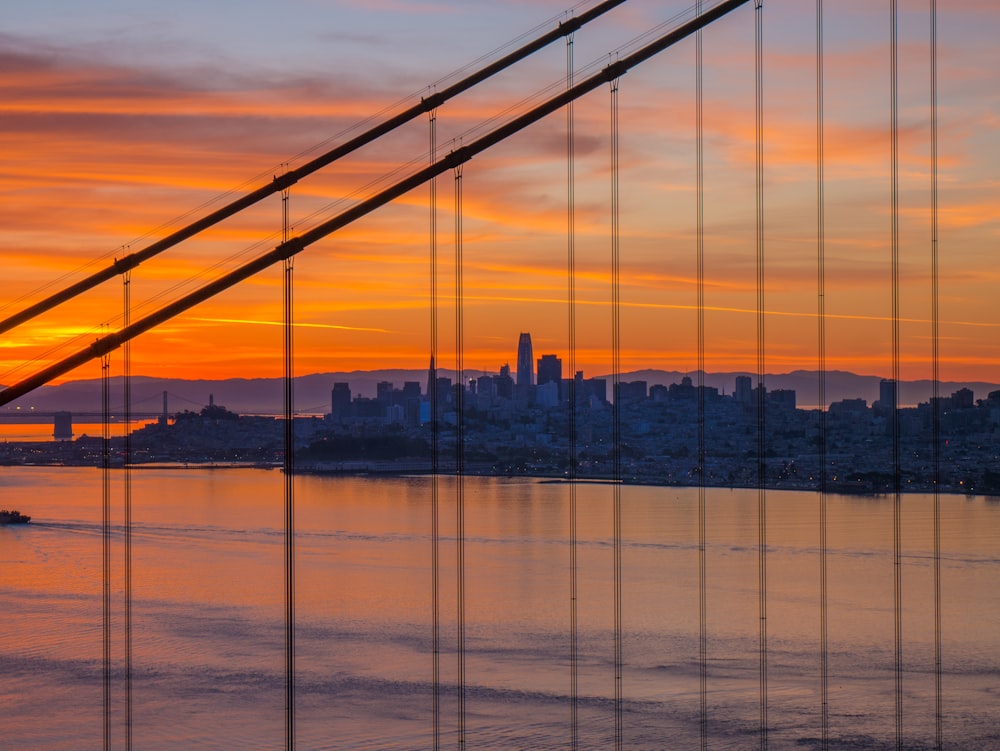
[[516, 332, 533, 388], [427, 354, 436, 400]]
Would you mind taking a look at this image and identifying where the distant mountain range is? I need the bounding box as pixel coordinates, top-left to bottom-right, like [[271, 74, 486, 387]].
[[3, 369, 999, 416]]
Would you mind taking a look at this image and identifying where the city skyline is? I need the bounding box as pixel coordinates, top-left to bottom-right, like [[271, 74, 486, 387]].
[[5, 350, 997, 497], [5, 353, 999, 419], [1, 0, 998, 392]]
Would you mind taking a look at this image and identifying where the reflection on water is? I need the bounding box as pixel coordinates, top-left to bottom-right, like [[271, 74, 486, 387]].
[[1, 467, 997, 749], [0, 421, 156, 442]]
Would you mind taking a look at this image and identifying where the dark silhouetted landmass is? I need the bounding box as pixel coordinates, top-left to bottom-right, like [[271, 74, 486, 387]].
[[2, 369, 997, 415], [2, 368, 999, 496]]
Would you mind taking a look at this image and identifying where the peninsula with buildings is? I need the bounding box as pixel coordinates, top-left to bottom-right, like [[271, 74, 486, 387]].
[[2, 333, 998, 495]]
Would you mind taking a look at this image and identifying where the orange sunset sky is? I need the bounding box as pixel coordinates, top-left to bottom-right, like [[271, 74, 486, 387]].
[[1, 0, 998, 392]]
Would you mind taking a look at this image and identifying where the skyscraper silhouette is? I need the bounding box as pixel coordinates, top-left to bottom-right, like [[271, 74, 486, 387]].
[[537, 354, 562, 398], [516, 333, 533, 388]]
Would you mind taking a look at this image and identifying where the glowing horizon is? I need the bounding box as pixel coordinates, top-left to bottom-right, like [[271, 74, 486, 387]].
[[1, 0, 997, 390]]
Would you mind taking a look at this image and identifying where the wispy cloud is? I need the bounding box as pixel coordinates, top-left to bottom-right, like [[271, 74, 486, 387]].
[[188, 316, 392, 333], [1, 3, 996, 383]]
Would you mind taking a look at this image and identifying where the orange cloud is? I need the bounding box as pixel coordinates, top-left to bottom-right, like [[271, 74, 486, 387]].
[[2, 10, 997, 388]]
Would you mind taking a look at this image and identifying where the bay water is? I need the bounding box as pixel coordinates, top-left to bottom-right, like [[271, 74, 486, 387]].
[[1, 467, 997, 749]]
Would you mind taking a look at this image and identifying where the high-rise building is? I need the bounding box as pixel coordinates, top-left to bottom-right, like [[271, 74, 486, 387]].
[[435, 377, 453, 410], [734, 375, 753, 404], [402, 381, 422, 401], [426, 355, 437, 404], [877, 378, 897, 412], [537, 354, 562, 397], [53, 411, 73, 441], [494, 370, 514, 399], [376, 381, 394, 404], [331, 382, 351, 418], [401, 382, 422, 425], [516, 332, 533, 388], [577, 376, 606, 405], [476, 375, 495, 401], [951, 387, 974, 409]]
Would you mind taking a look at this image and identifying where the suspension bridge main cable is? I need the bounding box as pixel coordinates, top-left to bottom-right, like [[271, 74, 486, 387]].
[[0, 0, 753, 409], [0, 0, 627, 339]]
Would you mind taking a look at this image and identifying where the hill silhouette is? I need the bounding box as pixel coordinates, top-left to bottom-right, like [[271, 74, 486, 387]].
[[3, 368, 998, 416]]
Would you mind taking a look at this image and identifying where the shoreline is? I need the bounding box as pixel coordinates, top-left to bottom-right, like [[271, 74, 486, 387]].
[[3, 460, 996, 498]]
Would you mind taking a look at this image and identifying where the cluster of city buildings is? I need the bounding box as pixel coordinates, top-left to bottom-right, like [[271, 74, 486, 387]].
[[329, 333, 608, 426], [3, 332, 998, 495], [248, 333, 1000, 494]]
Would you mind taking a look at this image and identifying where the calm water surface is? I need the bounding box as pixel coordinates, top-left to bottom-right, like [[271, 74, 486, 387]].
[[0, 422, 156, 442], [1, 467, 997, 749]]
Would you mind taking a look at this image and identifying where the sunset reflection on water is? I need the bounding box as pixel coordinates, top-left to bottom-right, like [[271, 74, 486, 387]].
[[1, 467, 998, 749]]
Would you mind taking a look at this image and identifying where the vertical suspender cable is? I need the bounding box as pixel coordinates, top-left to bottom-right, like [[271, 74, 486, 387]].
[[930, 2, 943, 748], [282, 184, 296, 751], [123, 268, 134, 751], [610, 75, 623, 751], [890, 3, 903, 749], [695, 3, 709, 748], [566, 31, 580, 751], [454, 165, 467, 751], [101, 344, 112, 751], [428, 108, 441, 751], [753, 2, 768, 749], [816, 1, 829, 749]]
